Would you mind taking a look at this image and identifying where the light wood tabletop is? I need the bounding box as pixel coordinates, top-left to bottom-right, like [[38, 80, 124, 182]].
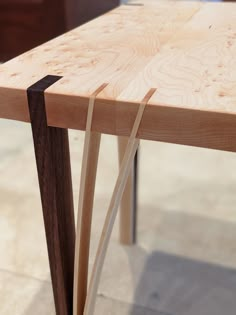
[[2, 2, 236, 315], [0, 1, 236, 151]]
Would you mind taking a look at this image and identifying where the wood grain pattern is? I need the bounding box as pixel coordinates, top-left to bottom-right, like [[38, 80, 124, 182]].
[[27, 75, 75, 315], [119, 2, 236, 111], [1, 2, 236, 152], [0, 1, 200, 119]]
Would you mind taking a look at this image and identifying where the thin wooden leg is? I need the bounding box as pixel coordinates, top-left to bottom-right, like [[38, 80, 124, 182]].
[[84, 88, 156, 315], [73, 83, 107, 315], [118, 136, 138, 245], [27, 75, 75, 315], [84, 137, 139, 315], [73, 132, 101, 315]]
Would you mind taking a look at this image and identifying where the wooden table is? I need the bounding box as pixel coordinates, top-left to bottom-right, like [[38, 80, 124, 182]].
[[1, 1, 236, 315]]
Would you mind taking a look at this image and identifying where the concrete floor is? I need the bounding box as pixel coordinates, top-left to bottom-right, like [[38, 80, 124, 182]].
[[1, 117, 236, 314]]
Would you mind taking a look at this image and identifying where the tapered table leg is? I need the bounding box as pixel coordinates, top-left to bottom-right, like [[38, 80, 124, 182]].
[[74, 83, 107, 315], [74, 132, 101, 315], [118, 136, 138, 245], [27, 75, 75, 315], [84, 89, 156, 315]]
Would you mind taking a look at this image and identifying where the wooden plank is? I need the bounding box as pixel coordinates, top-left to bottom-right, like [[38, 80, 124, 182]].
[[114, 2, 236, 152], [0, 2, 201, 121], [1, 2, 236, 152], [27, 75, 75, 315], [119, 2, 236, 111]]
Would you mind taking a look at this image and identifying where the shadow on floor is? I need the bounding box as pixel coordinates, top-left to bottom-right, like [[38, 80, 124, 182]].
[[128, 249, 236, 315], [23, 208, 236, 315]]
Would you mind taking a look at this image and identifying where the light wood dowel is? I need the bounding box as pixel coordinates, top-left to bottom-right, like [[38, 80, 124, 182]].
[[84, 88, 156, 315], [118, 136, 138, 245], [84, 138, 139, 315], [73, 84, 107, 315], [74, 132, 101, 315]]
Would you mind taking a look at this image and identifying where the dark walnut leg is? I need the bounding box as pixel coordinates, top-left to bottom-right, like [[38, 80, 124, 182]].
[[27, 75, 75, 315]]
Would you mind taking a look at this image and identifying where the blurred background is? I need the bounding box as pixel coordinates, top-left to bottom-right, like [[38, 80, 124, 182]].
[[0, 0, 119, 61], [1, 0, 236, 315]]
